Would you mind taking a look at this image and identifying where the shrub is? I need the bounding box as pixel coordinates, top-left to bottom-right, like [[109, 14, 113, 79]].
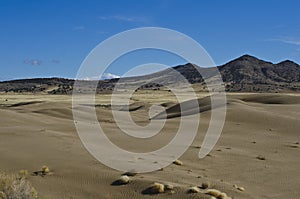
[[0, 172, 38, 199], [142, 182, 165, 194]]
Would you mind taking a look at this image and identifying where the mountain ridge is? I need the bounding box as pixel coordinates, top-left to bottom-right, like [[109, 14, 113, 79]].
[[1, 54, 299, 93]]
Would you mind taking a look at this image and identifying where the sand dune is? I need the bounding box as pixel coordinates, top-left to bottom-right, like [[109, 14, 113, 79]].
[[152, 95, 227, 119], [0, 93, 299, 198], [239, 94, 300, 104], [7, 100, 44, 107]]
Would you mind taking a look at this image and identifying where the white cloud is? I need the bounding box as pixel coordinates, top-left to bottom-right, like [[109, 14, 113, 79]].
[[112, 15, 137, 22], [98, 15, 147, 23], [23, 59, 61, 66], [82, 75, 100, 81], [23, 59, 42, 66], [267, 37, 300, 46], [101, 73, 120, 80], [81, 73, 120, 81], [98, 16, 109, 20]]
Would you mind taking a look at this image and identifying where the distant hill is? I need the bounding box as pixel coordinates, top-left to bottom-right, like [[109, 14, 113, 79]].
[[0, 78, 74, 94], [0, 54, 299, 93], [219, 55, 300, 92]]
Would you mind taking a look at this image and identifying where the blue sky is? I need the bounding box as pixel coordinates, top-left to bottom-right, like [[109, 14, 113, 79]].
[[0, 0, 300, 80]]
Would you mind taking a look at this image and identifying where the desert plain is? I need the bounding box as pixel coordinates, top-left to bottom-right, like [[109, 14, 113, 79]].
[[0, 91, 300, 199]]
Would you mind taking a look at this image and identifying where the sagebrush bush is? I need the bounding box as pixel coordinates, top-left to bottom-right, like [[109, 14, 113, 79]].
[[0, 172, 38, 199], [142, 182, 165, 194]]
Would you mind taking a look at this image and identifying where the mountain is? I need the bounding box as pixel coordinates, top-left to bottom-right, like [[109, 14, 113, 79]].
[[219, 55, 300, 92], [0, 78, 74, 94], [0, 54, 299, 93], [115, 54, 300, 92]]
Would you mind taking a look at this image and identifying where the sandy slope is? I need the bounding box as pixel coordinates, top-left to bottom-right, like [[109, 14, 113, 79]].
[[0, 92, 299, 199]]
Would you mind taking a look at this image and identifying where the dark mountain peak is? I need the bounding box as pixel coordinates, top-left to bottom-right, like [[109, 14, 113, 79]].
[[173, 62, 194, 69], [221, 54, 274, 71], [231, 54, 273, 64], [276, 60, 299, 67], [236, 54, 259, 61], [172, 62, 200, 73]]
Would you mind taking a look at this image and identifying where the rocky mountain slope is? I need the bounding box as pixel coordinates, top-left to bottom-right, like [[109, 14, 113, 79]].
[[0, 55, 299, 93]]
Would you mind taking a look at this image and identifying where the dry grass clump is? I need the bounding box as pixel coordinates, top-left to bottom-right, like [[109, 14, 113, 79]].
[[233, 184, 245, 191], [111, 175, 130, 186], [188, 186, 201, 193], [172, 160, 183, 166], [200, 182, 210, 189], [18, 170, 29, 178], [0, 172, 38, 199], [256, 155, 266, 160], [32, 166, 51, 177], [237, 186, 245, 191], [164, 183, 175, 194], [41, 166, 49, 174], [142, 182, 165, 194], [204, 189, 232, 199], [164, 184, 174, 191]]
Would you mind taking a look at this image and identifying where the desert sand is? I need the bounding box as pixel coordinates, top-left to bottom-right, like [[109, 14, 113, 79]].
[[0, 92, 300, 199]]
